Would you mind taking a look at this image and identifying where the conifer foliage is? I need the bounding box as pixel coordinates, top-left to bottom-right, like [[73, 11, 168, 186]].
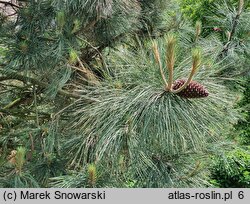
[[0, 0, 248, 187]]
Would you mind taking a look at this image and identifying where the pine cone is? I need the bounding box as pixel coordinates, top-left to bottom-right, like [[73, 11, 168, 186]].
[[172, 79, 209, 98]]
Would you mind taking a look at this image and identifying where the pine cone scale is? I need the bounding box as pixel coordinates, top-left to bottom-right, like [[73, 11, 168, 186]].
[[172, 79, 209, 98]]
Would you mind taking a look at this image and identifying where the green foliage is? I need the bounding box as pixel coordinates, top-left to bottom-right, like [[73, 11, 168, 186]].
[[0, 173, 40, 188], [60, 33, 239, 187], [0, 46, 5, 60], [50, 163, 117, 188], [139, 0, 172, 36], [0, 0, 249, 188], [179, 0, 250, 23], [0, 147, 39, 188], [31, 155, 66, 187], [210, 149, 250, 187], [235, 77, 250, 145], [179, 0, 215, 23]]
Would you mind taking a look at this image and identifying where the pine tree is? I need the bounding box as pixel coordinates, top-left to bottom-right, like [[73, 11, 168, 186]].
[[0, 0, 248, 187]]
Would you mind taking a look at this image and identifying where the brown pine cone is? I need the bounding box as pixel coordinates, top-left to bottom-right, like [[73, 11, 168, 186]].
[[172, 79, 209, 98]]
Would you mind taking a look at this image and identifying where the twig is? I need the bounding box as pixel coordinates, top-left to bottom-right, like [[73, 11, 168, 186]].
[[221, 0, 244, 55], [3, 98, 22, 109], [6, 11, 18, 17], [0, 1, 21, 9], [76, 56, 100, 85], [77, 36, 107, 71], [178, 161, 201, 180], [0, 108, 51, 119], [26, 132, 34, 161], [80, 33, 125, 64], [73, 19, 98, 35], [152, 41, 168, 90], [166, 34, 176, 91]]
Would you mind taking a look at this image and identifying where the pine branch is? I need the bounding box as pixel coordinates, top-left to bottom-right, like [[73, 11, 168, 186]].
[[76, 56, 100, 85], [73, 19, 98, 35], [0, 69, 80, 99], [80, 33, 126, 64], [0, 108, 51, 119], [222, 0, 244, 55], [178, 161, 201, 180]]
